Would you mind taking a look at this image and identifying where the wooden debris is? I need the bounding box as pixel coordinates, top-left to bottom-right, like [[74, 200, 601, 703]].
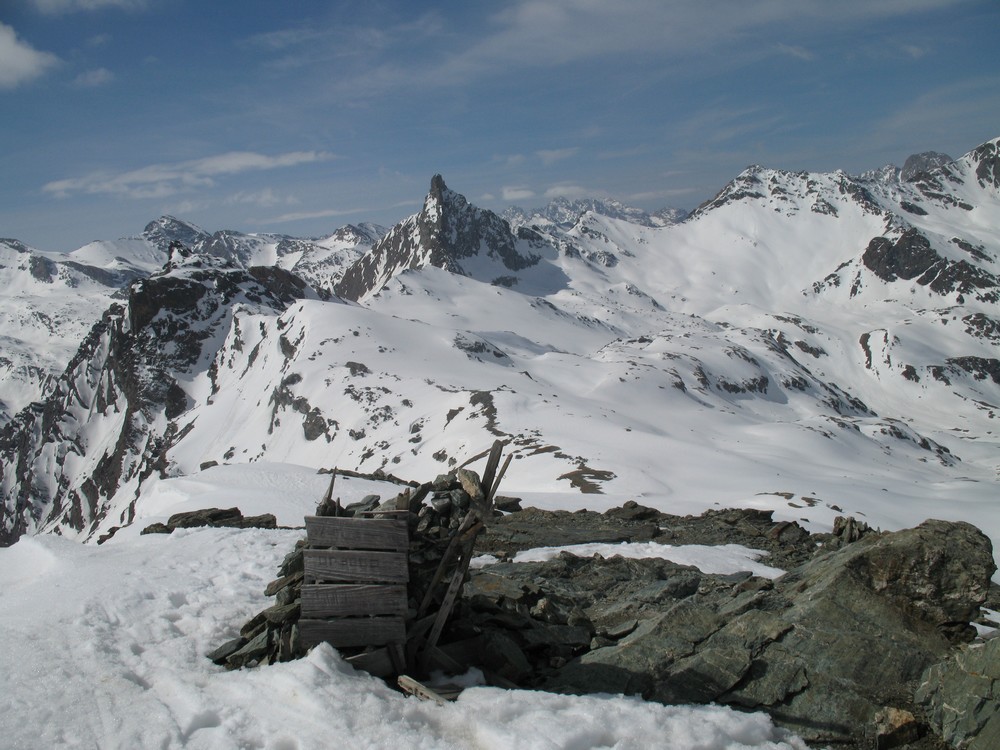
[[398, 675, 465, 704]]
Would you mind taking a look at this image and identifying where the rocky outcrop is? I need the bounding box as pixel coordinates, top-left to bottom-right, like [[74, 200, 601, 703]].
[[0, 257, 315, 546], [917, 637, 1000, 749], [484, 518, 992, 747], [902, 152, 954, 182], [140, 507, 277, 535], [335, 175, 542, 301], [862, 229, 1000, 303]]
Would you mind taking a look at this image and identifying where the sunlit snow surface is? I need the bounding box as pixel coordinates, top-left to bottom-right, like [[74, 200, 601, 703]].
[[0, 468, 809, 750], [506, 541, 786, 579]]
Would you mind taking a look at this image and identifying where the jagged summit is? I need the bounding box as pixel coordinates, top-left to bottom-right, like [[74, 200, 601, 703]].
[[335, 174, 543, 300]]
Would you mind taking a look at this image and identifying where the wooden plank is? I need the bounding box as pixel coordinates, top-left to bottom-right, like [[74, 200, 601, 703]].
[[298, 616, 406, 648], [398, 675, 448, 705], [305, 516, 408, 551], [304, 549, 408, 584], [301, 584, 407, 618], [421, 540, 475, 667], [479, 440, 504, 504], [488, 453, 513, 502]]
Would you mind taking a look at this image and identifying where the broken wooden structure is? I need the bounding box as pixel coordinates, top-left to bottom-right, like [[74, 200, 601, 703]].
[[299, 439, 513, 691]]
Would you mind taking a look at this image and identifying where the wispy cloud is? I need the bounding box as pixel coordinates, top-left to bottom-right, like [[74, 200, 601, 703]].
[[255, 206, 370, 224], [72, 67, 114, 88], [502, 186, 535, 201], [537, 147, 579, 166], [43, 150, 335, 199], [225, 188, 298, 208], [0, 22, 59, 89], [870, 75, 1000, 152], [333, 0, 968, 95], [774, 43, 815, 61], [900, 44, 928, 59], [29, 0, 148, 13], [543, 183, 591, 199]]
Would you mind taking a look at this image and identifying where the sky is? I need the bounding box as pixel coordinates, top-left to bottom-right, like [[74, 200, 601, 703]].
[[1, 0, 999, 252]]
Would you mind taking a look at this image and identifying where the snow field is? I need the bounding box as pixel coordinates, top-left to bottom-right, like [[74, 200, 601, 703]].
[[0, 516, 810, 749]]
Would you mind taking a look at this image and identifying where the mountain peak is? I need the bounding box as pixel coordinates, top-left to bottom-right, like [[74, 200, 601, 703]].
[[335, 176, 541, 300], [901, 151, 954, 182], [142, 215, 209, 253], [429, 173, 448, 196]]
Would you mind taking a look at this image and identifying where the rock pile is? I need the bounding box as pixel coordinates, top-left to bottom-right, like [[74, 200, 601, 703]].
[[207, 467, 506, 671]]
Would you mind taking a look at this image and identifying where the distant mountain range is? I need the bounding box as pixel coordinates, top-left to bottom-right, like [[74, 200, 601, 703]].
[[2, 137, 999, 547]]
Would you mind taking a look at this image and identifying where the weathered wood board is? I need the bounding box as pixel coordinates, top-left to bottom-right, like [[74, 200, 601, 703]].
[[304, 516, 408, 551], [304, 549, 409, 584], [301, 584, 407, 618], [298, 617, 406, 649]]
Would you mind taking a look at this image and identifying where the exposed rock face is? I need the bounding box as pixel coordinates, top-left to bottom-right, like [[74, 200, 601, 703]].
[[917, 637, 1000, 749], [335, 175, 542, 300], [972, 138, 1000, 190], [505, 517, 994, 748], [0, 257, 313, 545], [862, 228, 1000, 302], [902, 151, 954, 182]]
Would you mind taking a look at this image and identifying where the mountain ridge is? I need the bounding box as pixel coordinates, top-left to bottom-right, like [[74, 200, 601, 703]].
[[1, 136, 998, 552]]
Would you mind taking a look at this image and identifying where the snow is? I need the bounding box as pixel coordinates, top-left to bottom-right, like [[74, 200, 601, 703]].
[[0, 467, 809, 749], [491, 541, 786, 580]]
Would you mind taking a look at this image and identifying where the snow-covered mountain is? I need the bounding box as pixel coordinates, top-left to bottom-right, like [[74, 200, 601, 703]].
[[0, 217, 382, 426], [504, 195, 687, 230], [2, 138, 999, 557]]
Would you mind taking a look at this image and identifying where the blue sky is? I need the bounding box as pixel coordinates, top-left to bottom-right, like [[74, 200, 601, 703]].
[[2, 0, 999, 251]]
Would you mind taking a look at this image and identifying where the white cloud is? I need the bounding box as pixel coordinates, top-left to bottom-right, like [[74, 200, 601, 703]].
[[537, 147, 579, 166], [0, 22, 59, 89], [30, 0, 147, 13], [901, 44, 927, 59], [43, 150, 335, 199], [502, 186, 535, 201], [72, 67, 114, 88], [544, 183, 590, 199], [479, 193, 496, 202], [256, 206, 369, 224], [774, 43, 814, 61]]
